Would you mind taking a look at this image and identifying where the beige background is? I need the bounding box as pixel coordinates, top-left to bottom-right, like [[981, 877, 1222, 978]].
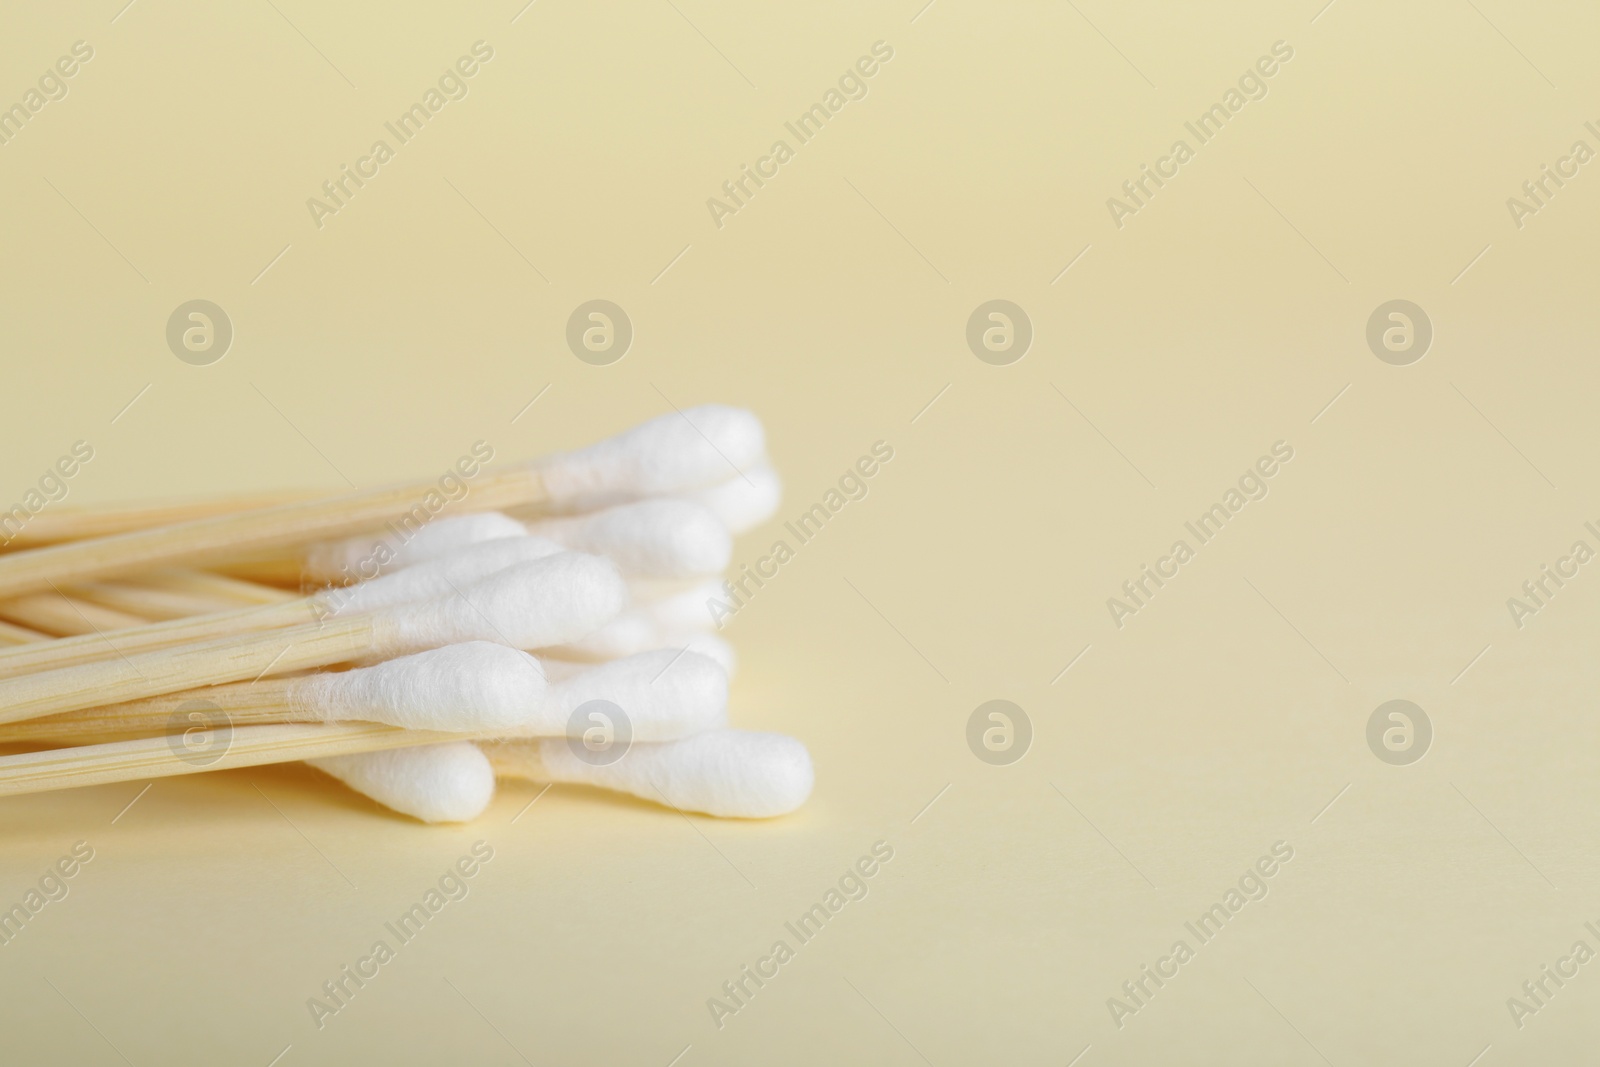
[[2, 0, 1599, 1063]]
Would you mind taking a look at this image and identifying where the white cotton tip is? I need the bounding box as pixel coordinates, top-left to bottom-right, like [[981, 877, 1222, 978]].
[[533, 406, 765, 511], [662, 630, 738, 677], [533, 658, 596, 682], [545, 581, 722, 659], [288, 642, 546, 731], [645, 580, 727, 629], [542, 612, 658, 660], [380, 552, 627, 653], [494, 730, 813, 818], [525, 499, 731, 580], [309, 742, 496, 823], [535, 649, 728, 741], [539, 630, 739, 679], [684, 462, 783, 534], [319, 536, 566, 617], [626, 577, 701, 602], [302, 513, 530, 582]]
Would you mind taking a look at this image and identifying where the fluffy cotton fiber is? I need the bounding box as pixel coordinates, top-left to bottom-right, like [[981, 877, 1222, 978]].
[[302, 512, 530, 581], [310, 742, 496, 823], [526, 499, 731, 579], [534, 405, 765, 511], [489, 730, 813, 818], [288, 641, 545, 731], [683, 462, 781, 534], [380, 553, 627, 653]]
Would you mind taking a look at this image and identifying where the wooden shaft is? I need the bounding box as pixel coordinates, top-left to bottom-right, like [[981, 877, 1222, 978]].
[[0, 678, 306, 744], [0, 593, 149, 636], [0, 619, 49, 646], [64, 580, 241, 621], [0, 616, 381, 725], [0, 466, 545, 600], [126, 570, 297, 606], [0, 492, 317, 549], [0, 721, 460, 797], [0, 599, 321, 681], [214, 556, 316, 588]]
